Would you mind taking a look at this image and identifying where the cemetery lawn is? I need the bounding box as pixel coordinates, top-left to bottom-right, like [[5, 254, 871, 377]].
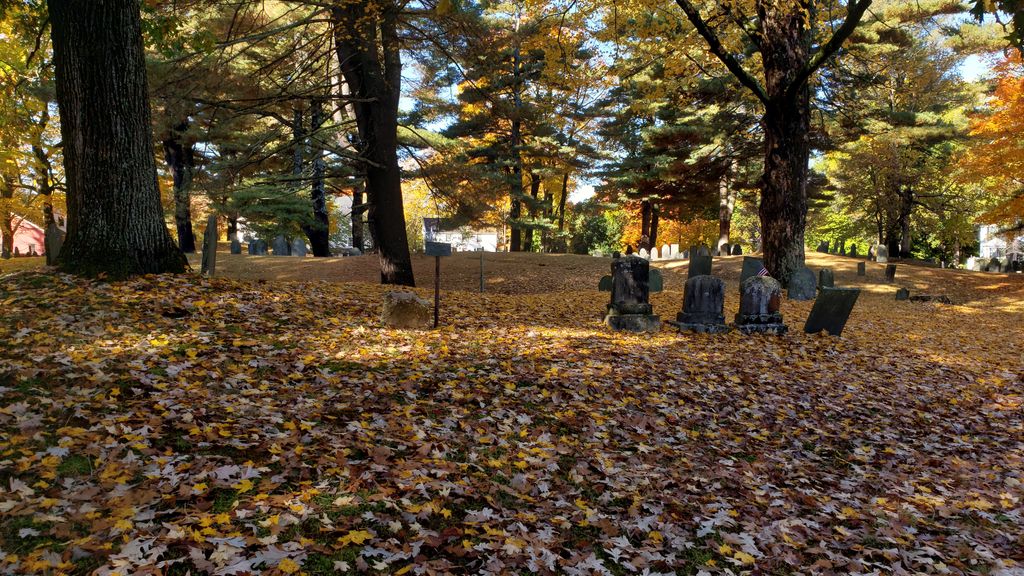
[[1, 253, 1023, 575]]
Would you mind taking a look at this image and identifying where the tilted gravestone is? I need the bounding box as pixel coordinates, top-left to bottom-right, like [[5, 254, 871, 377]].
[[672, 275, 730, 333], [895, 287, 910, 301], [818, 268, 835, 288], [739, 257, 765, 288], [200, 214, 218, 276], [731, 244, 742, 256], [44, 221, 64, 266], [604, 255, 660, 332], [875, 245, 889, 263], [735, 276, 788, 335], [272, 235, 290, 256], [230, 238, 242, 254], [787, 266, 817, 301], [291, 238, 308, 257], [884, 264, 897, 283], [688, 250, 713, 278], [857, 262, 866, 276], [804, 287, 860, 336]]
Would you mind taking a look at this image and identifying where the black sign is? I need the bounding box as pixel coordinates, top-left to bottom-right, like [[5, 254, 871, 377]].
[[425, 242, 452, 257]]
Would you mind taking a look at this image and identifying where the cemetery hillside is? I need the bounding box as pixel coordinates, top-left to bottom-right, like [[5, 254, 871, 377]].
[[2, 0, 1024, 575]]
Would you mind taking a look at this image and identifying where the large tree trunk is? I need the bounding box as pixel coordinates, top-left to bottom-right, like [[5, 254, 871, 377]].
[[303, 99, 331, 257], [0, 172, 15, 259], [717, 168, 736, 253], [897, 185, 913, 258], [351, 183, 366, 250], [557, 172, 569, 233], [162, 121, 197, 253], [523, 173, 540, 252], [48, 0, 186, 277], [639, 200, 652, 250], [333, 0, 414, 285], [508, 167, 522, 252], [649, 204, 660, 250]]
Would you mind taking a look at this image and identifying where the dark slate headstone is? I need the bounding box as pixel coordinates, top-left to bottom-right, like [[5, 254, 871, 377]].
[[291, 238, 308, 257], [818, 268, 835, 288], [816, 240, 830, 253], [735, 276, 788, 334], [731, 244, 742, 256], [682, 250, 690, 259], [672, 275, 729, 333], [272, 235, 290, 256], [230, 238, 242, 254], [895, 287, 910, 301], [649, 268, 664, 293], [857, 262, 866, 276], [604, 255, 660, 332], [13, 247, 20, 257], [200, 214, 218, 276], [839, 244, 846, 256], [688, 251, 712, 278], [788, 266, 816, 301], [803, 287, 860, 336], [875, 245, 889, 263], [44, 221, 64, 266], [247, 240, 256, 255], [849, 244, 859, 258], [253, 239, 268, 255], [598, 275, 613, 292], [739, 257, 765, 288], [884, 263, 897, 283]]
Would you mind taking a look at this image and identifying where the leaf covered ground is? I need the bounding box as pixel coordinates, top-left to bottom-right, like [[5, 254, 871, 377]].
[[1, 254, 1022, 575]]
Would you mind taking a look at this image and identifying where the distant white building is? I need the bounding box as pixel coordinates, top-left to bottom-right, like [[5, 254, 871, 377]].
[[423, 218, 499, 252], [979, 224, 1024, 260]]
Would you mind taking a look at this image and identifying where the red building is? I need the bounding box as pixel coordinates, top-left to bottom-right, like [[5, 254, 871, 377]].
[[1, 218, 46, 257]]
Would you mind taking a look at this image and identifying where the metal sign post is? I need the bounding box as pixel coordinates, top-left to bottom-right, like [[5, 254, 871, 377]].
[[425, 241, 452, 328]]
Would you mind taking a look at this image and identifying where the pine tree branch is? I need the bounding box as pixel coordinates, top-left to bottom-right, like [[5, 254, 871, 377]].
[[788, 0, 874, 99]]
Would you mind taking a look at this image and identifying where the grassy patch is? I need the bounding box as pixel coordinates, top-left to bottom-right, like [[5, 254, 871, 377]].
[[57, 454, 92, 477]]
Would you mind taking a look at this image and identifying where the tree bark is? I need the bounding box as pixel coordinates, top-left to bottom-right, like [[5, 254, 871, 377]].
[[640, 200, 652, 249], [523, 172, 540, 252], [48, 0, 186, 277], [333, 0, 414, 285], [649, 204, 660, 250], [717, 168, 736, 253], [557, 172, 569, 233], [162, 121, 197, 253], [0, 172, 15, 259], [303, 100, 331, 257], [31, 107, 57, 229]]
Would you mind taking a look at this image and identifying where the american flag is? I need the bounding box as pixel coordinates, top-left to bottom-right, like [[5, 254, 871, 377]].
[[757, 267, 770, 277]]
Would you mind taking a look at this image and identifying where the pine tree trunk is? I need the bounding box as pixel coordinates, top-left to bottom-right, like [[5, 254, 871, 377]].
[[523, 173, 540, 252], [333, 0, 414, 285], [557, 173, 569, 232], [649, 204, 660, 249], [163, 121, 197, 253], [717, 171, 735, 253], [351, 183, 365, 250], [640, 200, 652, 249], [48, 0, 186, 277], [304, 99, 331, 257]]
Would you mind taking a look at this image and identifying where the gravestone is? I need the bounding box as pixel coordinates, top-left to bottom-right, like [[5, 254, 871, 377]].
[[13, 247, 20, 257], [649, 268, 664, 292], [735, 276, 788, 335], [272, 235, 290, 256], [787, 266, 817, 301], [661, 245, 670, 260], [850, 244, 859, 258], [857, 262, 866, 276], [639, 248, 650, 260], [986, 258, 1001, 272], [381, 291, 431, 329], [682, 250, 690, 259], [44, 221, 64, 266], [291, 238, 308, 257], [816, 240, 830, 253], [688, 250, 712, 278], [875, 245, 889, 263], [895, 287, 910, 301], [339, 246, 362, 257], [230, 238, 242, 254], [803, 287, 860, 336], [739, 257, 765, 288], [671, 275, 730, 333], [731, 244, 742, 256], [670, 244, 680, 258], [839, 244, 846, 256], [720, 243, 731, 257], [818, 268, 835, 288], [253, 239, 268, 255], [598, 275, 613, 291], [247, 240, 256, 255], [604, 255, 661, 332], [200, 214, 218, 276], [695, 245, 711, 258], [884, 264, 897, 283]]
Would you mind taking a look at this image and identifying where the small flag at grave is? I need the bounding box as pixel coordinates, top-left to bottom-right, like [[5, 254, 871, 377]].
[[757, 266, 769, 277]]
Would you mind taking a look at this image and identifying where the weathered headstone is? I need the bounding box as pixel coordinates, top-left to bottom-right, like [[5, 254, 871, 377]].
[[253, 239, 268, 255], [44, 221, 64, 266], [671, 275, 730, 333], [200, 214, 218, 276], [803, 287, 860, 336], [688, 250, 713, 278], [669, 244, 680, 258], [884, 263, 897, 283], [849, 244, 859, 258], [661, 245, 670, 260], [895, 287, 910, 301], [875, 245, 889, 263], [787, 266, 817, 301], [731, 244, 742, 256], [839, 244, 846, 256], [381, 291, 431, 329], [639, 247, 650, 260], [13, 247, 20, 257], [818, 268, 835, 288], [986, 258, 1002, 272], [291, 238, 308, 257], [230, 238, 242, 254], [598, 275, 613, 292], [816, 240, 830, 253], [857, 262, 866, 276], [720, 243, 731, 257], [272, 235, 290, 256], [604, 255, 660, 332], [739, 257, 765, 287], [649, 268, 664, 293], [735, 276, 788, 334]]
